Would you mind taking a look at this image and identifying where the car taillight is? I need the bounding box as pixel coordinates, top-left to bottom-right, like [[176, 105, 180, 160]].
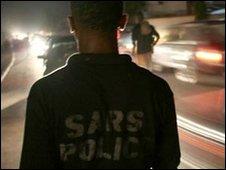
[[195, 50, 223, 64]]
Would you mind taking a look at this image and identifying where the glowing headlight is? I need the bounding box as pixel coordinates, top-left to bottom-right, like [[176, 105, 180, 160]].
[[29, 37, 49, 56], [12, 31, 27, 40], [125, 43, 133, 50]]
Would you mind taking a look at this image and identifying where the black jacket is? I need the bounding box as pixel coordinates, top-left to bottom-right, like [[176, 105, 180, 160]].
[[20, 53, 180, 169]]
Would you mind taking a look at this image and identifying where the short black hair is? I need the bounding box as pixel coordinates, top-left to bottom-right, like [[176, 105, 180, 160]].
[[71, 1, 123, 32]]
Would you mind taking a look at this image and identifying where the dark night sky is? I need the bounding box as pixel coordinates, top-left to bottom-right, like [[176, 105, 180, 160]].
[[1, 1, 70, 34]]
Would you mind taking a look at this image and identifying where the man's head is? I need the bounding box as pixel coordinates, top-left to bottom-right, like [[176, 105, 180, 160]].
[[68, 1, 127, 34]]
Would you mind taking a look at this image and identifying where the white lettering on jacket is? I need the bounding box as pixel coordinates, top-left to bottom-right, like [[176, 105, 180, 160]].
[[60, 110, 144, 162]]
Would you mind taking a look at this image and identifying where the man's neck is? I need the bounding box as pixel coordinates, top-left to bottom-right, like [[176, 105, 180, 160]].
[[77, 31, 119, 54]]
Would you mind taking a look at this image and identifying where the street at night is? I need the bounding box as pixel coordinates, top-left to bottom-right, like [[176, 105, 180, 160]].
[[1, 1, 225, 169], [1, 49, 224, 169]]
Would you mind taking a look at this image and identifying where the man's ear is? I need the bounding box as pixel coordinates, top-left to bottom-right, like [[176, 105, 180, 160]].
[[67, 16, 76, 34], [118, 14, 128, 31]]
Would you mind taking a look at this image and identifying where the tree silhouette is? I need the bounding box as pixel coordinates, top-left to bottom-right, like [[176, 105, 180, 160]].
[[124, 1, 146, 15], [194, 1, 208, 21], [124, 1, 146, 23]]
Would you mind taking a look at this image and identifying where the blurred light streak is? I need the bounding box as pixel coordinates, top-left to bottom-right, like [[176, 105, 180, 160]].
[[11, 31, 27, 40], [179, 128, 224, 158], [1, 55, 15, 83], [195, 50, 223, 64], [175, 71, 198, 83], [180, 157, 201, 169], [177, 115, 225, 144], [29, 36, 49, 56], [154, 46, 193, 61]]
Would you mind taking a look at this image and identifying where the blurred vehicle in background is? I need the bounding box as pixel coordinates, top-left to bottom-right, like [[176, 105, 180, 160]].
[[29, 34, 49, 56], [37, 35, 77, 75], [11, 38, 29, 52], [209, 8, 225, 20], [152, 20, 225, 86], [118, 24, 134, 55], [45, 35, 76, 52], [8, 31, 29, 52]]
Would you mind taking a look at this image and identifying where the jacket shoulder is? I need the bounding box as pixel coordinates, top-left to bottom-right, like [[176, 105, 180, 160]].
[[31, 66, 69, 91], [131, 63, 173, 96]]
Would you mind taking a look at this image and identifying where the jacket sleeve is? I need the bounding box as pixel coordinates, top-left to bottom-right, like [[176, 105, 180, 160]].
[[153, 83, 181, 169], [153, 26, 160, 39], [150, 25, 160, 45], [20, 82, 58, 169]]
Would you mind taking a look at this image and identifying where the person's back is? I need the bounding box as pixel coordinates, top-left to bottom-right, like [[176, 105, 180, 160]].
[[20, 2, 180, 169]]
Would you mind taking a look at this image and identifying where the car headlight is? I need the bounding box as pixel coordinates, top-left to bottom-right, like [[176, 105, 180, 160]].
[[29, 37, 49, 56], [11, 31, 27, 40], [125, 43, 133, 50]]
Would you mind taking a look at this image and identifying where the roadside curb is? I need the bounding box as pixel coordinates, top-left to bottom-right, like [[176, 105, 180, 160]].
[[177, 115, 225, 144], [1, 55, 15, 83]]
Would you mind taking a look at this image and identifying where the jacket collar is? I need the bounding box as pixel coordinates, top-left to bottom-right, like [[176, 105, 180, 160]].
[[67, 53, 132, 66]]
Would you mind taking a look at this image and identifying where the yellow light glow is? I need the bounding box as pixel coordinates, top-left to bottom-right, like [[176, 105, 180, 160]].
[[29, 37, 49, 56], [12, 31, 27, 40], [195, 50, 222, 63]]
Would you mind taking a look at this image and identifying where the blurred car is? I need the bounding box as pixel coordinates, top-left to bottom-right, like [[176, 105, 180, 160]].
[[46, 35, 76, 51], [152, 20, 225, 86], [38, 35, 77, 75], [11, 38, 29, 52], [118, 24, 134, 55], [209, 8, 225, 20]]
